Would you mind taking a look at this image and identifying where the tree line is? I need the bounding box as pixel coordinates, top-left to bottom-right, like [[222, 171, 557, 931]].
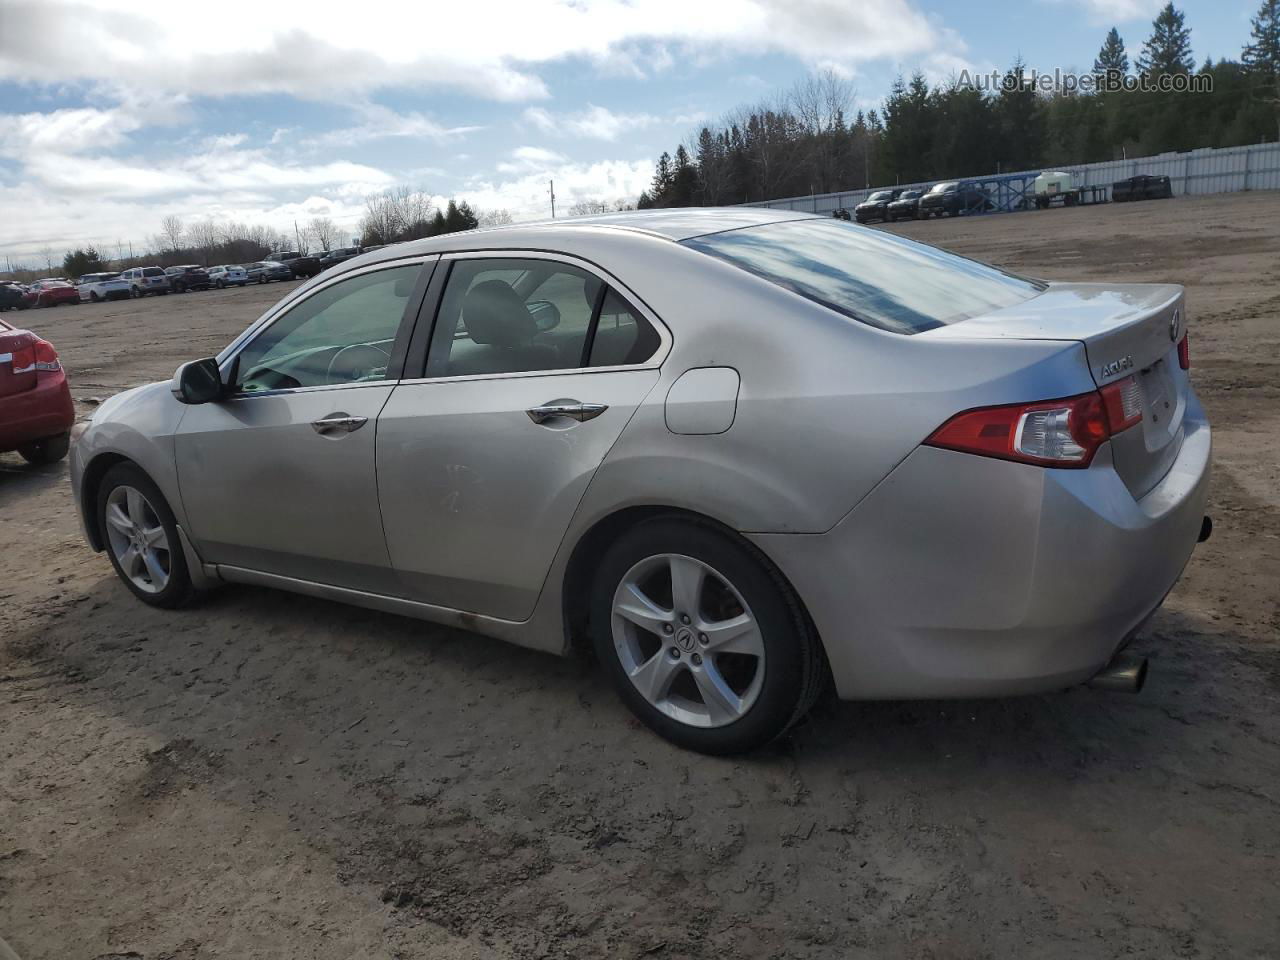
[[639, 0, 1280, 207]]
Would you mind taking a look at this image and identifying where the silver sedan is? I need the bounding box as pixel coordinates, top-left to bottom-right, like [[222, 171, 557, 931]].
[[69, 208, 1212, 754]]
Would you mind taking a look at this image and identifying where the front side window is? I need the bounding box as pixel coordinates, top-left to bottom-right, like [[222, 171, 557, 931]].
[[683, 218, 1043, 335], [233, 263, 420, 392]]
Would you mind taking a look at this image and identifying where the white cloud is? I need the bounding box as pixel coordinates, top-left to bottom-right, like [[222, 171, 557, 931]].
[[1047, 0, 1163, 26], [301, 103, 482, 148], [1, 0, 947, 103], [458, 158, 654, 219], [523, 104, 660, 141], [496, 146, 570, 174]]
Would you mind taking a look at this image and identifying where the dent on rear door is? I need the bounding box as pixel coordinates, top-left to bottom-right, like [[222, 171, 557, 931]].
[[374, 368, 660, 621]]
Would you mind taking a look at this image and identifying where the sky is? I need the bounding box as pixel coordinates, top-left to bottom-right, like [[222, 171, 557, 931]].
[[0, 0, 1261, 265]]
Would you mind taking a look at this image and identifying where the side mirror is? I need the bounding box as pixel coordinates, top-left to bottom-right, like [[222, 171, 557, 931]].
[[171, 357, 225, 405]]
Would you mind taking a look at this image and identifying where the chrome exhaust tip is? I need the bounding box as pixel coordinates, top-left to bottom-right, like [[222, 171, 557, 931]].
[[1087, 652, 1148, 693]]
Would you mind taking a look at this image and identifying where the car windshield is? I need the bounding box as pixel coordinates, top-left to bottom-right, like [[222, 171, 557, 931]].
[[929, 182, 958, 193], [900, 191, 921, 200], [683, 218, 1045, 335], [867, 191, 893, 201]]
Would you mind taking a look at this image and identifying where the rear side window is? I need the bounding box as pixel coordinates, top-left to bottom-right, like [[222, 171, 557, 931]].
[[425, 258, 661, 378], [143, 268, 164, 277], [683, 218, 1043, 335]]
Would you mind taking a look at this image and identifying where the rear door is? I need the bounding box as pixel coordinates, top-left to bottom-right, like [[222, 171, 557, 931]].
[[375, 252, 667, 620]]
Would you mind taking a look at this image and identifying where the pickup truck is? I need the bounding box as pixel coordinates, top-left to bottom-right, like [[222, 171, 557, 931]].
[[266, 251, 322, 279], [1112, 175, 1173, 202]]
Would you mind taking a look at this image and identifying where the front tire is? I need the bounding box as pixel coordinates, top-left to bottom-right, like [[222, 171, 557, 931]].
[[591, 518, 825, 754], [97, 463, 195, 609]]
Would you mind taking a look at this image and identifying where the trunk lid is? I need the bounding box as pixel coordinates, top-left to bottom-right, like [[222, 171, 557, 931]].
[[0, 324, 37, 398], [926, 282, 1189, 498]]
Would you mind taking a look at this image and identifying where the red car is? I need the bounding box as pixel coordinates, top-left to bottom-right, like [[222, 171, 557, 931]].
[[28, 279, 80, 308], [0, 318, 74, 464]]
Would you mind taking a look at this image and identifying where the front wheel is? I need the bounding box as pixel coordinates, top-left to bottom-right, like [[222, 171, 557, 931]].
[[97, 463, 195, 608], [591, 518, 826, 754]]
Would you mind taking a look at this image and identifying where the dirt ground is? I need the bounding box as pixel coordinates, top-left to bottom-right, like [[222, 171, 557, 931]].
[[2, 194, 1278, 960]]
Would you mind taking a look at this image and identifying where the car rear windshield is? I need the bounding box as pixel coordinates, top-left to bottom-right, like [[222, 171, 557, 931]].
[[682, 218, 1044, 335], [143, 267, 164, 277]]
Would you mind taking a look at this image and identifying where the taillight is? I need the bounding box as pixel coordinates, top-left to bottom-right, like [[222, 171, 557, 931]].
[[1177, 333, 1190, 370], [925, 381, 1142, 469], [13, 338, 61, 374]]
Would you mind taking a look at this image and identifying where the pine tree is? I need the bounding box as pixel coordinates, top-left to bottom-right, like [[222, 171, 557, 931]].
[[1244, 0, 1280, 79], [650, 151, 674, 203], [1095, 28, 1130, 75], [1138, 3, 1194, 76]]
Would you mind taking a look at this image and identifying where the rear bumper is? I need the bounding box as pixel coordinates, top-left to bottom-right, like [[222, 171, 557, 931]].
[[751, 390, 1212, 700], [0, 370, 75, 451]]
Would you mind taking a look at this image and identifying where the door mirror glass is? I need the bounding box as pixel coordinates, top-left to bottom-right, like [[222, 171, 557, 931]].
[[172, 357, 225, 404]]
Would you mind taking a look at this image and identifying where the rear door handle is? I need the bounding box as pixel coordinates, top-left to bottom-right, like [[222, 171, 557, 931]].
[[311, 413, 368, 434], [526, 400, 608, 424]]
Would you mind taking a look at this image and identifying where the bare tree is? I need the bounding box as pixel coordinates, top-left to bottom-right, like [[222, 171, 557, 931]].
[[306, 216, 339, 251], [359, 186, 434, 244], [37, 246, 55, 274], [476, 207, 514, 227], [567, 198, 637, 216], [159, 214, 185, 253]]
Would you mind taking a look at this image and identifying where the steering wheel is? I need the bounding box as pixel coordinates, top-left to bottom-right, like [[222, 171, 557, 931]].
[[325, 343, 392, 385]]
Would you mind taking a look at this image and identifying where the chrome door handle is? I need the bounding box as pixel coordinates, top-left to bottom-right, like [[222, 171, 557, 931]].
[[311, 413, 368, 434], [526, 400, 608, 424]]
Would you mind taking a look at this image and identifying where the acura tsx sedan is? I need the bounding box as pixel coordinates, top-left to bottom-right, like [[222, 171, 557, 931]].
[[69, 208, 1212, 754]]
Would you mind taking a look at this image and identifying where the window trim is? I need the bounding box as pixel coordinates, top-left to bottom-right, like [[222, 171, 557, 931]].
[[215, 255, 438, 400], [400, 249, 670, 385]]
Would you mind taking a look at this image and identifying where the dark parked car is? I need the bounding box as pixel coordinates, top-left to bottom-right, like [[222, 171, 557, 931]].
[[918, 181, 989, 218], [266, 250, 322, 279], [245, 261, 293, 284], [1112, 175, 1173, 202], [887, 189, 924, 222], [317, 246, 361, 271], [165, 265, 212, 293], [854, 189, 903, 224], [0, 281, 31, 311]]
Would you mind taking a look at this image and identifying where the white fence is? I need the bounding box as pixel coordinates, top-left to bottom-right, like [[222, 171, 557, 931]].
[[742, 141, 1280, 214]]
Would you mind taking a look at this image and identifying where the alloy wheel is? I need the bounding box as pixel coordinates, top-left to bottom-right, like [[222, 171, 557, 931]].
[[104, 485, 171, 594], [611, 553, 765, 728]]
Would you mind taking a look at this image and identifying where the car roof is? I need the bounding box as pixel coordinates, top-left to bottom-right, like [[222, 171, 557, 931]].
[[371, 207, 823, 260]]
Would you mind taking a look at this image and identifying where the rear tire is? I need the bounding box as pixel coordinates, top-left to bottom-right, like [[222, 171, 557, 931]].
[[17, 432, 70, 465], [97, 463, 195, 609], [590, 518, 825, 755]]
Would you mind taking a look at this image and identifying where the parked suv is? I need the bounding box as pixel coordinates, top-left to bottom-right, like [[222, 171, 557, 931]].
[[77, 272, 131, 302], [165, 265, 212, 293], [887, 189, 924, 221], [266, 250, 322, 279], [118, 267, 170, 297], [1112, 175, 1173, 202], [854, 189, 903, 224], [318, 246, 361, 271], [918, 181, 989, 218]]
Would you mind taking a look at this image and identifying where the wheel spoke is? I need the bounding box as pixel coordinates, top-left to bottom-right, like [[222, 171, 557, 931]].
[[119, 544, 142, 579], [692, 660, 745, 725], [668, 556, 706, 619], [139, 523, 167, 548], [105, 503, 133, 535], [125, 488, 147, 526], [615, 582, 673, 636], [141, 547, 168, 586], [700, 613, 763, 657], [629, 650, 680, 703]]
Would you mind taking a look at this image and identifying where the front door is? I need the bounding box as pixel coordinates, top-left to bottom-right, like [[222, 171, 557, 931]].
[[176, 260, 429, 593], [375, 254, 667, 620]]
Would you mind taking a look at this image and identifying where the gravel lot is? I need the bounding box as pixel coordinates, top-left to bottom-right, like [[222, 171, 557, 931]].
[[2, 194, 1278, 959]]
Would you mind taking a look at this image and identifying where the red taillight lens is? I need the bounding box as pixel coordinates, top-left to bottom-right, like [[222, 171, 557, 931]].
[[1177, 333, 1190, 370], [13, 338, 61, 374], [925, 383, 1140, 469], [1099, 374, 1142, 433]]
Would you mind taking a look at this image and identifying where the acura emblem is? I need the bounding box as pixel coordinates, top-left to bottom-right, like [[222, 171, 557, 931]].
[[1170, 308, 1181, 342]]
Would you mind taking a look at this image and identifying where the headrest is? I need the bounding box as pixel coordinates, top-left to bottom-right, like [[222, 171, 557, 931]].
[[461, 280, 537, 346]]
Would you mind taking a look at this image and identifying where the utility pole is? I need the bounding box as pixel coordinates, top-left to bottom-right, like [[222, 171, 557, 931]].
[[549, 180, 556, 218], [294, 220, 303, 252]]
